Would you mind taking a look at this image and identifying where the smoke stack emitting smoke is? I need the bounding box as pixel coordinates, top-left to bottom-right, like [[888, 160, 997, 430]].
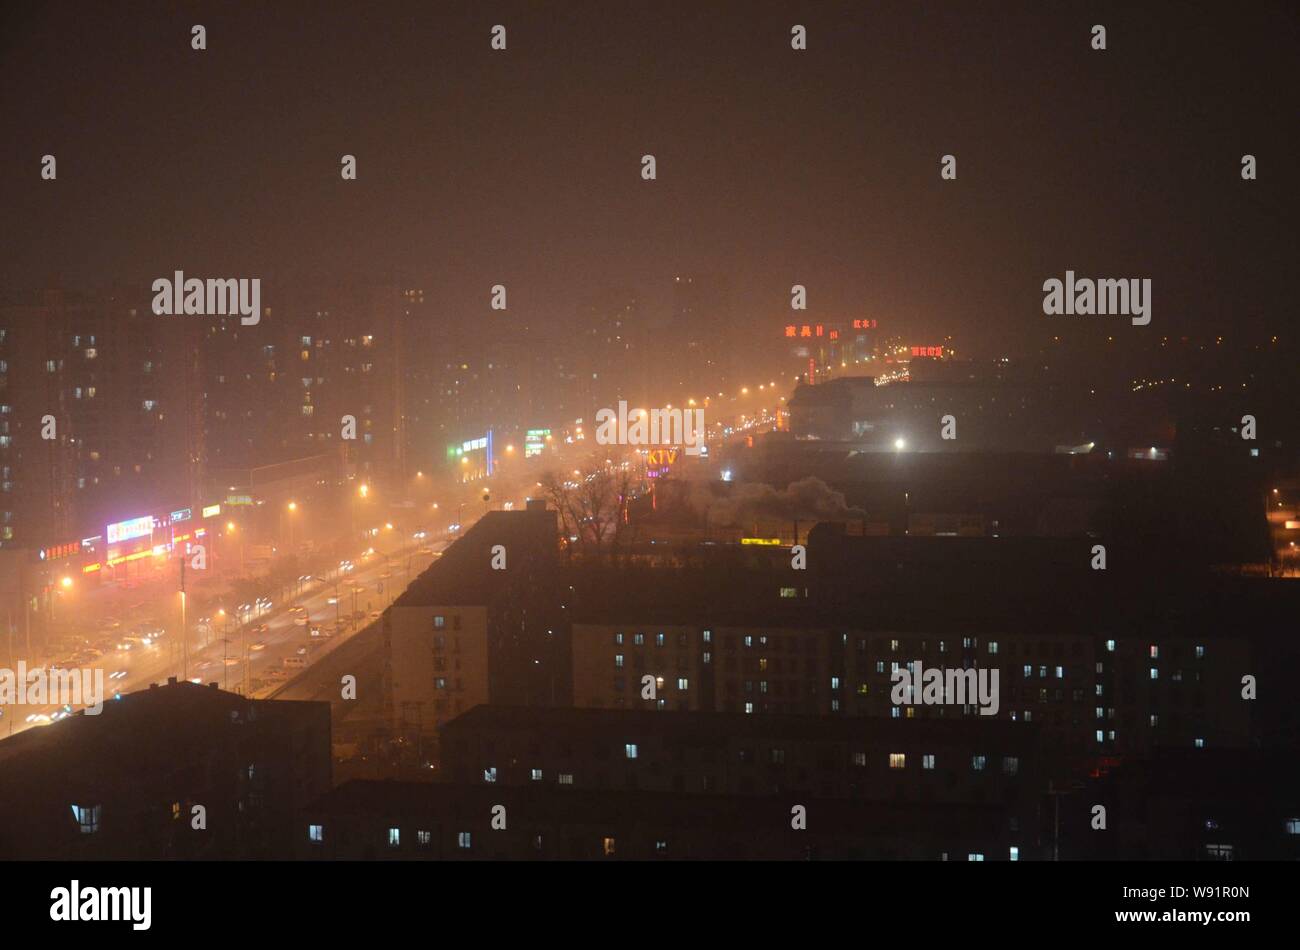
[[691, 476, 866, 529]]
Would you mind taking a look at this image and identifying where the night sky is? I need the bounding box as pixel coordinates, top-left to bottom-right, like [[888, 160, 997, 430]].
[[1, 0, 1294, 357]]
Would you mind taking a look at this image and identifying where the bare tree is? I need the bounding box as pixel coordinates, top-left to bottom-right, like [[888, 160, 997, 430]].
[[540, 465, 638, 558]]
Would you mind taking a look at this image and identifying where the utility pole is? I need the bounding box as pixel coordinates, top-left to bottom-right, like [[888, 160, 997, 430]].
[[179, 555, 187, 681]]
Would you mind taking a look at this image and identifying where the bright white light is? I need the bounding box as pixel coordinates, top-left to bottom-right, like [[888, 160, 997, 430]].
[[721, 469, 733, 482], [894, 438, 907, 450]]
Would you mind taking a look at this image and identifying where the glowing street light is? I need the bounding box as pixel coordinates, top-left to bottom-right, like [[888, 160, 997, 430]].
[[60, 576, 73, 590], [894, 438, 907, 451], [359, 483, 370, 498]]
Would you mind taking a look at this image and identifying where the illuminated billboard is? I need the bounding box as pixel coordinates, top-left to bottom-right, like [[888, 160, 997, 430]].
[[106, 516, 154, 545], [449, 431, 494, 478], [202, 504, 221, 518], [525, 429, 551, 458]]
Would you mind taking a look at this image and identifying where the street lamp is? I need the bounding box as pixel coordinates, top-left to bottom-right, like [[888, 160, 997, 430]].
[[285, 501, 299, 550]]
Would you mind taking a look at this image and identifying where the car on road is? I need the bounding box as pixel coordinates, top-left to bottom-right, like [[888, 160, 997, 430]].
[[249, 641, 266, 652]]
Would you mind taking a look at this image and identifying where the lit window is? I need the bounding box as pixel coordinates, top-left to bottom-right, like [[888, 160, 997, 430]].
[[71, 805, 100, 834], [531, 768, 543, 781], [988, 641, 998, 654], [1284, 818, 1300, 835], [603, 837, 616, 857], [889, 753, 906, 769], [971, 755, 987, 772], [922, 754, 935, 770], [1009, 846, 1019, 861], [779, 587, 797, 598], [625, 744, 638, 759], [967, 853, 985, 862], [677, 677, 688, 691], [309, 824, 323, 842], [852, 752, 866, 767], [483, 767, 497, 783], [1106, 639, 1116, 652], [559, 773, 574, 785], [1149, 645, 1159, 659], [458, 832, 472, 849], [387, 828, 400, 847], [614, 654, 624, 668], [1002, 756, 1019, 775], [1194, 738, 1205, 749]]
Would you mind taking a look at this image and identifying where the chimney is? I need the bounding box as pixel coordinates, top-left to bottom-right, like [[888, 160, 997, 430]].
[[167, 676, 177, 685]]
